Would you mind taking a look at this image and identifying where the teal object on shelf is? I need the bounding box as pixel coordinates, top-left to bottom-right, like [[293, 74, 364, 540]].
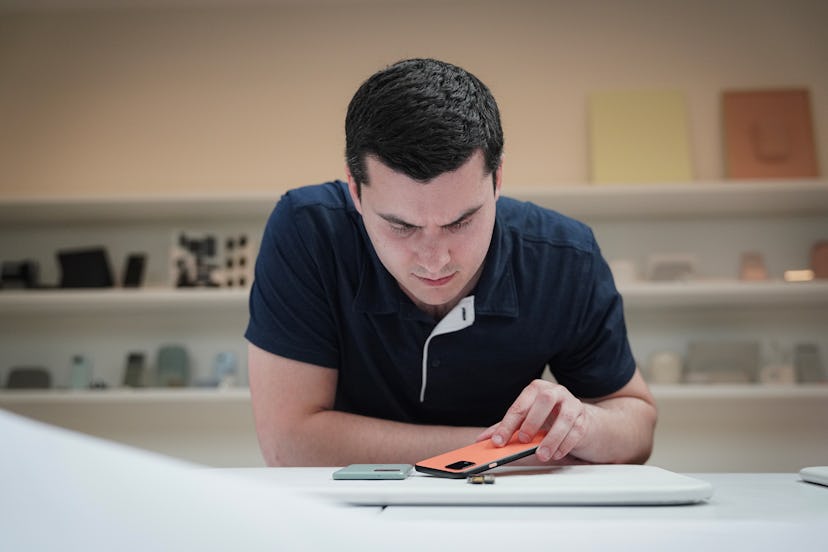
[[156, 346, 190, 387], [69, 355, 92, 390]]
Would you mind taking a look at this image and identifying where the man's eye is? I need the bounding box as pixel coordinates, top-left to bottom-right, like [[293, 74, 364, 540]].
[[448, 219, 472, 232], [391, 224, 415, 235]]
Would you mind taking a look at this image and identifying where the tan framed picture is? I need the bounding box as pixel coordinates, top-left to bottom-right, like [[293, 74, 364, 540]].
[[722, 88, 819, 178]]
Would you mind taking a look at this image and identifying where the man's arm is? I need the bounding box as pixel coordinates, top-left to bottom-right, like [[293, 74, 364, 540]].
[[248, 343, 482, 466], [478, 370, 657, 465]]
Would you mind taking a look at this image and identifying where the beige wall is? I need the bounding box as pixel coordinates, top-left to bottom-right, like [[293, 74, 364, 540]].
[[0, 0, 826, 198]]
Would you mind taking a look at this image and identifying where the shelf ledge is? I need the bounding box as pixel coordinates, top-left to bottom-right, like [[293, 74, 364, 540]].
[[618, 280, 828, 308], [0, 288, 249, 314], [2, 281, 827, 314], [648, 383, 828, 400], [1, 385, 826, 406], [0, 387, 251, 405], [1, 180, 825, 225]]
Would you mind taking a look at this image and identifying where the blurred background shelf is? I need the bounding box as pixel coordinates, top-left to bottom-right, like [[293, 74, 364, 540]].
[[3, 383, 826, 404], [619, 280, 828, 308], [513, 179, 828, 220], [0, 288, 249, 314], [3, 279, 827, 314], [1, 182, 826, 470], [1, 383, 825, 471], [0, 387, 251, 404], [1, 180, 825, 226]]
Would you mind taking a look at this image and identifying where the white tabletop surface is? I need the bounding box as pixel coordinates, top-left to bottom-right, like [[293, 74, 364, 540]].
[[222, 467, 828, 522], [382, 473, 827, 522], [3, 409, 827, 551], [221, 464, 716, 506]]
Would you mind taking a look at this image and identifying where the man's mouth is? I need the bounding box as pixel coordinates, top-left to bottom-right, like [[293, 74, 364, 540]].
[[416, 273, 456, 287]]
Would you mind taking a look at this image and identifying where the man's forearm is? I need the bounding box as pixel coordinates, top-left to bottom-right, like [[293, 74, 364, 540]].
[[573, 396, 657, 464], [263, 409, 482, 467]]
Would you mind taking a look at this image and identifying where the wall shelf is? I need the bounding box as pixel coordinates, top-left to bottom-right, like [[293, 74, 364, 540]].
[[0, 387, 250, 405], [2, 280, 827, 314], [509, 179, 828, 219], [618, 280, 828, 308], [0, 194, 279, 226], [1, 181, 826, 471], [648, 383, 828, 400], [0, 288, 249, 314], [2, 384, 825, 406], [1, 179, 825, 226]]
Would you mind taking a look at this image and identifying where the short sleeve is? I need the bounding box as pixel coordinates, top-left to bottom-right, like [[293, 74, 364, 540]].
[[548, 237, 636, 398], [244, 193, 339, 369]]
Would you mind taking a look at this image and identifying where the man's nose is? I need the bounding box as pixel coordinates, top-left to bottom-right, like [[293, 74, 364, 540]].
[[416, 231, 451, 274]]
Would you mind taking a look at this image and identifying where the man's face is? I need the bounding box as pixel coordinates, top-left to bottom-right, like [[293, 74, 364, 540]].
[[347, 150, 501, 317]]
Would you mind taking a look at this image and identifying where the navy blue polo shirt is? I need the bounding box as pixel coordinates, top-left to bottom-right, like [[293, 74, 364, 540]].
[[245, 181, 635, 427]]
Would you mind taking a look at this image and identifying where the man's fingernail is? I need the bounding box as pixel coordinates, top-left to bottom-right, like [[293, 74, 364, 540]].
[[492, 435, 504, 445], [537, 447, 551, 461]]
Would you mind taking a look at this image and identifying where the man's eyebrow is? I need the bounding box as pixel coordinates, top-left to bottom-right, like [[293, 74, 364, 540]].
[[377, 204, 484, 229], [441, 204, 484, 227], [377, 213, 419, 228]]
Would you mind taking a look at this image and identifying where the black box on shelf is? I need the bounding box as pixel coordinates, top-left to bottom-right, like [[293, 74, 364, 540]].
[[0, 260, 40, 289], [57, 247, 114, 288]]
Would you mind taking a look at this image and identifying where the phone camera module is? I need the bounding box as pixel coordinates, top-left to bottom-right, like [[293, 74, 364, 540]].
[[445, 460, 476, 470]]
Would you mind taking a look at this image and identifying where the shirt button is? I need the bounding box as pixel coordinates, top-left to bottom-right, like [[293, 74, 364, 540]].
[[431, 359, 441, 367]]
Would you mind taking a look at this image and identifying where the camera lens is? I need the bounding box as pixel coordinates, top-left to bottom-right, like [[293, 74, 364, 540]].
[[445, 460, 475, 470]]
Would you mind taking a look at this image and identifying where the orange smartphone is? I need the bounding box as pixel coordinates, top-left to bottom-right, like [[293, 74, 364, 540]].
[[415, 433, 545, 478]]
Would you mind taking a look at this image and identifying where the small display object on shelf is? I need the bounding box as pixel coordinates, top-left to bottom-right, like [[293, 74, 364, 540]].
[[645, 351, 683, 384], [811, 240, 828, 279], [0, 260, 40, 289], [5, 367, 51, 389], [122, 253, 147, 288], [57, 247, 114, 288], [784, 269, 815, 282], [155, 345, 190, 387], [222, 234, 254, 288], [794, 343, 825, 383], [193, 351, 239, 388], [759, 342, 796, 385], [645, 254, 698, 282], [723, 88, 819, 179], [759, 364, 797, 385], [68, 355, 92, 390], [170, 231, 255, 288], [609, 259, 638, 283], [171, 232, 222, 288], [684, 341, 760, 384], [122, 352, 146, 388], [739, 251, 768, 281], [213, 351, 238, 387]]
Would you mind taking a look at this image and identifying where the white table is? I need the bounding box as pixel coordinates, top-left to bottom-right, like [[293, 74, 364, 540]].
[[2, 409, 827, 551], [222, 467, 826, 521], [222, 464, 718, 505], [219, 467, 828, 550]]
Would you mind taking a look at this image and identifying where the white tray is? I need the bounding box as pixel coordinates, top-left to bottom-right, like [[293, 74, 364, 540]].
[[252, 464, 714, 506]]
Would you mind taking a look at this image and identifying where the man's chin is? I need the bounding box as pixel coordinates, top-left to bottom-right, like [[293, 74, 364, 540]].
[[412, 286, 464, 311]]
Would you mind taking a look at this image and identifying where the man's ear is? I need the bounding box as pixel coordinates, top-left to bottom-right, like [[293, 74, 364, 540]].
[[493, 159, 503, 201], [345, 165, 363, 214]]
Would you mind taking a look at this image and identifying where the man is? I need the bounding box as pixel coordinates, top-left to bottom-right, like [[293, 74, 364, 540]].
[[246, 58, 656, 467]]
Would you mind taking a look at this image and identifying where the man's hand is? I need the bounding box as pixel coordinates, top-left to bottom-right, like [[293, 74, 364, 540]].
[[477, 379, 589, 462], [476, 371, 657, 465]]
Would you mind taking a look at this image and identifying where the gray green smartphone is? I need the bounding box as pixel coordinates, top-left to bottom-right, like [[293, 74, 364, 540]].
[[332, 464, 413, 480]]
